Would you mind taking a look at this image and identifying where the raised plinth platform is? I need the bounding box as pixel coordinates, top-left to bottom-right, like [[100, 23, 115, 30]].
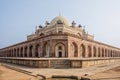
[[1, 61, 120, 79], [0, 57, 120, 68]]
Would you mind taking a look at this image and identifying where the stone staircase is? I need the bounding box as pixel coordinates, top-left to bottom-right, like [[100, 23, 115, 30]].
[[50, 59, 71, 68]]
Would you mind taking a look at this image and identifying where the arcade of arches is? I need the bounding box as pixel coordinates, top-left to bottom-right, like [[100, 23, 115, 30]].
[[1, 41, 120, 58]]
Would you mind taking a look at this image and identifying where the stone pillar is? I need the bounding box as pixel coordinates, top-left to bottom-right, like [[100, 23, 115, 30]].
[[65, 41, 68, 57], [19, 48, 21, 57], [38, 43, 41, 57], [27, 46, 29, 57], [40, 42, 43, 57], [106, 49, 108, 57], [40, 41, 44, 57], [96, 47, 98, 57], [67, 41, 71, 58], [91, 45, 93, 58], [23, 47, 25, 57], [100, 48, 102, 57], [85, 45, 88, 58], [13, 49, 14, 57], [49, 40, 54, 57], [107, 49, 109, 57], [32, 45, 35, 57], [103, 48, 105, 57]]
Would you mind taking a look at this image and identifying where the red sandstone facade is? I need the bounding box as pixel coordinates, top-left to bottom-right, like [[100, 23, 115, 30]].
[[0, 16, 120, 68]]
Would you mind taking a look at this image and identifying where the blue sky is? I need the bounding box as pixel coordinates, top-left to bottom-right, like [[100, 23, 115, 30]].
[[0, 0, 120, 48]]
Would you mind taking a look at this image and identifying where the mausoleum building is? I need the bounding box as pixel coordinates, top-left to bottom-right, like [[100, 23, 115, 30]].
[[0, 16, 120, 68]]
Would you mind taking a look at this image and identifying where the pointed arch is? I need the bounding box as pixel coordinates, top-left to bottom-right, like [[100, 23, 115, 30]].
[[98, 48, 101, 57], [55, 43, 65, 57], [105, 49, 107, 57], [29, 45, 33, 57], [102, 48, 104, 57], [88, 45, 92, 57], [24, 46, 27, 57], [20, 47, 23, 57], [110, 50, 112, 57], [108, 50, 110, 57], [93, 46, 96, 57], [70, 42, 78, 57], [81, 44, 85, 58]]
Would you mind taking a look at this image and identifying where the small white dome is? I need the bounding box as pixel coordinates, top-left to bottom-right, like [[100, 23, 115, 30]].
[[50, 16, 69, 26]]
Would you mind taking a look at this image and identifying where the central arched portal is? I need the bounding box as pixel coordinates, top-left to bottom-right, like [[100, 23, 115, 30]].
[[55, 43, 65, 57]]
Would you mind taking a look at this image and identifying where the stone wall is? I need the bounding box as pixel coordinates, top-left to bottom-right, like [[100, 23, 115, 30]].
[[70, 58, 120, 68], [0, 57, 120, 68]]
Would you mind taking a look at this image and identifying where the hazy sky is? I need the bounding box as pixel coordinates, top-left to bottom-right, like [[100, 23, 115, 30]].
[[0, 0, 120, 48]]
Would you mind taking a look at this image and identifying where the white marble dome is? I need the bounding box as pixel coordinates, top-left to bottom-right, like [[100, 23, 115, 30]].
[[50, 16, 69, 26]]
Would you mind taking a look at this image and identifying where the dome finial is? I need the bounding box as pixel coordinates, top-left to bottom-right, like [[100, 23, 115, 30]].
[[59, 11, 61, 16]]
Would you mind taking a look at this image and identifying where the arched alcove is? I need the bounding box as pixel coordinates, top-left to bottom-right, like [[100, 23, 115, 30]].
[[20, 47, 23, 57], [55, 43, 65, 57], [93, 46, 96, 57], [98, 48, 101, 57], [88, 46, 92, 57], [24, 46, 27, 57], [81, 44, 85, 58], [29, 45, 33, 57]]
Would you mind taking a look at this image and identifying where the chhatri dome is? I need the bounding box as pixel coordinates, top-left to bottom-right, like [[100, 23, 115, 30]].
[[50, 16, 70, 26]]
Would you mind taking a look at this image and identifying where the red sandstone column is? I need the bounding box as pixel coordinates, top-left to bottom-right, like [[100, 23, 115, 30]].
[[32, 45, 35, 57], [38, 44, 41, 57], [40, 42, 43, 57], [41, 42, 44, 57], [96, 47, 98, 57], [85, 45, 88, 58], [19, 48, 21, 57], [67, 40, 71, 58], [65, 41, 68, 57], [12, 48, 16, 57], [23, 47, 24, 57], [100, 48, 102, 57], [49, 40, 55, 57], [27, 46, 29, 57], [91, 45, 93, 58]]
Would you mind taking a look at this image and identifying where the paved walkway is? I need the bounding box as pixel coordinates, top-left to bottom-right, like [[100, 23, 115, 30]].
[[1, 62, 120, 79]]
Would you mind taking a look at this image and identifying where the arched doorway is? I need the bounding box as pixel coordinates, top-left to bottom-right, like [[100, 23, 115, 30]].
[[102, 48, 104, 57], [81, 44, 85, 58], [55, 43, 65, 57], [70, 42, 78, 57], [14, 48, 20, 57], [88, 46, 92, 57], [98, 48, 101, 57], [29, 45, 33, 57], [93, 46, 96, 57], [105, 49, 107, 57], [24, 46, 27, 57], [108, 50, 110, 57], [20, 47, 23, 57]]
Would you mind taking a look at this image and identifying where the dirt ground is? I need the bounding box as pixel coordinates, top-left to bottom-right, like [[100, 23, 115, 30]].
[[91, 66, 120, 80], [0, 64, 120, 80], [0, 65, 36, 80]]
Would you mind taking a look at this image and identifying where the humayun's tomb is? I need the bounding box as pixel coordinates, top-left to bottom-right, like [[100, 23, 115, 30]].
[[0, 16, 120, 68]]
